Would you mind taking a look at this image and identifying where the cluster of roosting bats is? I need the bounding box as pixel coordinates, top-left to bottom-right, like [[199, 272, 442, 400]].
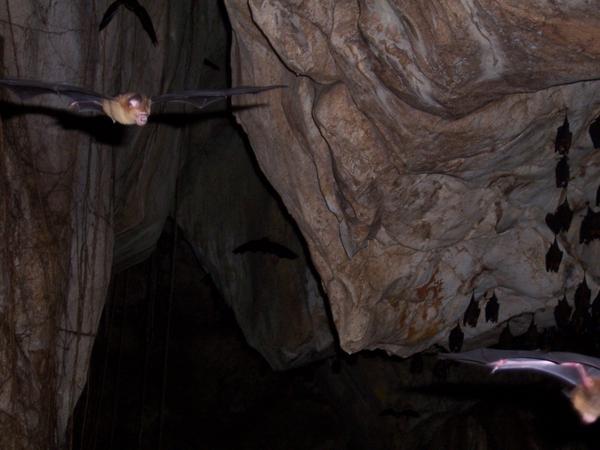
[[545, 115, 600, 272], [442, 114, 600, 424]]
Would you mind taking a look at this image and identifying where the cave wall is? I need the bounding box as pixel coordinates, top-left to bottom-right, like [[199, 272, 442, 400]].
[[225, 0, 600, 354]]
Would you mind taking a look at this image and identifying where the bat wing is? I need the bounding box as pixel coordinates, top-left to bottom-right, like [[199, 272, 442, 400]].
[[151, 85, 286, 109], [98, 0, 123, 31], [128, 0, 158, 46], [439, 348, 600, 384], [0, 78, 107, 113], [233, 238, 298, 259]]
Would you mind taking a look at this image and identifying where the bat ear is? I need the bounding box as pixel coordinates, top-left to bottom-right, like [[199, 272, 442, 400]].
[[128, 94, 142, 108]]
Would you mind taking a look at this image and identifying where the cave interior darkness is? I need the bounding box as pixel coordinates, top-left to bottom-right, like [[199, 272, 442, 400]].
[[2, 2, 600, 450]]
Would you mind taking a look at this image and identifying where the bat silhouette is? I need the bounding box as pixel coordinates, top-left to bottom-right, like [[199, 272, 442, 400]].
[[485, 292, 499, 323], [448, 322, 464, 353], [554, 294, 572, 330], [555, 155, 570, 188], [99, 0, 158, 46], [440, 348, 600, 424], [590, 116, 600, 149], [545, 237, 563, 272], [545, 197, 573, 235], [0, 78, 284, 126], [233, 237, 298, 260], [555, 115, 572, 155], [463, 290, 480, 328], [580, 206, 600, 244]]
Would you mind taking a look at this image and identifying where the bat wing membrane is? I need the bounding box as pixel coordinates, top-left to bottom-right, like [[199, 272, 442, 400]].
[[98, 0, 123, 31], [440, 348, 600, 381], [0, 78, 107, 113], [129, 0, 158, 45], [151, 85, 286, 109]]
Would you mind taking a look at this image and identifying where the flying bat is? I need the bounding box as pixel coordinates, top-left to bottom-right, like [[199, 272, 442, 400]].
[[0, 78, 284, 126], [440, 348, 600, 424], [99, 0, 158, 46], [233, 237, 299, 260]]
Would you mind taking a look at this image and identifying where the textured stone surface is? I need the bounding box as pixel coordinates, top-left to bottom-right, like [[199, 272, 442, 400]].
[[225, 0, 600, 355], [0, 2, 333, 445]]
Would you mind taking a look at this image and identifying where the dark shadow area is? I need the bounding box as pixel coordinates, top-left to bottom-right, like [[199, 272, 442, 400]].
[[68, 221, 350, 450], [0, 101, 128, 145]]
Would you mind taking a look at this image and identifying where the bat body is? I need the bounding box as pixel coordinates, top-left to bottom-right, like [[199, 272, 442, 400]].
[[0, 78, 284, 126], [555, 115, 572, 155], [99, 0, 158, 46], [440, 348, 600, 423], [545, 237, 563, 272]]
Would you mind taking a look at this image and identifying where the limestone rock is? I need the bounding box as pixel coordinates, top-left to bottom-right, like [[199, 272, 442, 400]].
[[225, 0, 600, 354]]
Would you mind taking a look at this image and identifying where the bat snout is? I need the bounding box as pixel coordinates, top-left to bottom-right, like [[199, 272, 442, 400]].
[[136, 114, 148, 126]]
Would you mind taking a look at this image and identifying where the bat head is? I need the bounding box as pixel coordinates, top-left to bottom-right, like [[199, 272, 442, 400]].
[[126, 94, 151, 126], [571, 379, 600, 424]]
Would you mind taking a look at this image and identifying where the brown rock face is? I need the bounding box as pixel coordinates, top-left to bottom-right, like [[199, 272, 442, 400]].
[[225, 1, 600, 354]]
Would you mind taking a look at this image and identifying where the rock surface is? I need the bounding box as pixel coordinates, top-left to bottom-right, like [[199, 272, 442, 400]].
[[0, 1, 331, 446], [225, 0, 600, 354]]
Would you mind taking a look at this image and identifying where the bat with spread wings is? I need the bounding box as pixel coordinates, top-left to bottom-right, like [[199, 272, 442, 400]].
[[99, 0, 158, 46], [439, 348, 600, 424], [0, 78, 285, 126]]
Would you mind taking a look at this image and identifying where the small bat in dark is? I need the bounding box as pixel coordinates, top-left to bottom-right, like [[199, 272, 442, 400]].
[[439, 348, 600, 424], [555, 115, 572, 154], [590, 116, 600, 149], [592, 292, 600, 323], [579, 206, 600, 244], [203, 58, 221, 71], [448, 322, 464, 353], [232, 237, 298, 260], [574, 276, 592, 311], [554, 294, 572, 331], [545, 237, 563, 272], [544, 197, 573, 235], [485, 291, 499, 323], [0, 78, 284, 126], [597, 185, 600, 207], [463, 290, 480, 328], [555, 155, 569, 188], [99, 0, 158, 46]]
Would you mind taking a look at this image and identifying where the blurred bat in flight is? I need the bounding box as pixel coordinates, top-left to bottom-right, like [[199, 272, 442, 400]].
[[440, 348, 600, 424], [0, 78, 285, 126], [99, 0, 158, 46]]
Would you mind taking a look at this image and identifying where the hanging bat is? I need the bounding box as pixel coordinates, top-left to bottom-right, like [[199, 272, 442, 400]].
[[580, 206, 600, 244], [99, 0, 158, 46], [554, 294, 572, 331], [462, 290, 480, 328], [555, 115, 572, 154], [574, 276, 591, 311], [590, 116, 600, 149], [485, 291, 499, 323], [545, 237, 563, 272], [232, 237, 298, 260], [439, 348, 600, 424], [544, 197, 574, 235], [555, 155, 569, 188], [448, 322, 464, 353], [0, 78, 284, 126]]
